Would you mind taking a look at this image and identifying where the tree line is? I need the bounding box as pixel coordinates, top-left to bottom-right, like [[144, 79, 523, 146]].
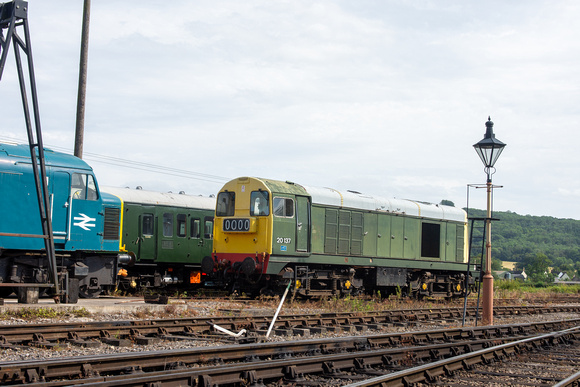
[[464, 208, 580, 283]]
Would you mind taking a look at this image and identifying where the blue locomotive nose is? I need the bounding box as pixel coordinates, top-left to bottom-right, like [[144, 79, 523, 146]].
[[0, 142, 123, 303]]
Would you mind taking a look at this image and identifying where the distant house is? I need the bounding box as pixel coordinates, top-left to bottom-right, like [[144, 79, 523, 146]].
[[555, 272, 571, 282], [495, 268, 527, 281], [511, 269, 527, 281]]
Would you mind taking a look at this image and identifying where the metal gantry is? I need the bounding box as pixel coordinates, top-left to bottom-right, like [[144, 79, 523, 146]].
[[0, 0, 60, 298]]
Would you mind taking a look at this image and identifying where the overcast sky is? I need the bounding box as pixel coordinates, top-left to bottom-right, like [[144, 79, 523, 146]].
[[1, 1, 579, 220]]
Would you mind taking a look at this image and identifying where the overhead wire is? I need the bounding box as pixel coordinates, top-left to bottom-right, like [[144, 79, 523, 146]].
[[0, 136, 230, 184]]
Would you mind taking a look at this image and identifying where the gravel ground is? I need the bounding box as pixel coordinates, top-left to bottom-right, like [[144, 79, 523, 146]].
[[1, 300, 579, 363]]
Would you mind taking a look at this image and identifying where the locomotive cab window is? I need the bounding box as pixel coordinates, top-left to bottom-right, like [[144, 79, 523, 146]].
[[421, 222, 441, 258], [273, 197, 294, 217], [177, 214, 186, 237], [216, 192, 235, 216], [250, 191, 269, 216], [71, 173, 98, 200], [142, 214, 154, 236], [163, 213, 173, 237], [191, 218, 200, 238]]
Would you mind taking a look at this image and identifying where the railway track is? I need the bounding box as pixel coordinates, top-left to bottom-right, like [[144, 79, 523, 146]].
[[0, 319, 578, 385], [1, 305, 579, 347], [348, 325, 580, 387], [163, 294, 580, 306]]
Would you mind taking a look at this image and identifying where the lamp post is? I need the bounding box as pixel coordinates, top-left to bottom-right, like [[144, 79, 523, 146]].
[[473, 117, 506, 325]]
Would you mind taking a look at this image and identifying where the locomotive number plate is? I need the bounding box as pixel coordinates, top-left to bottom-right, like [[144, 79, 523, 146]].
[[223, 218, 251, 232]]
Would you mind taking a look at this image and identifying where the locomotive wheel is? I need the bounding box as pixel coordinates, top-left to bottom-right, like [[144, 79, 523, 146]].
[[79, 285, 102, 299]]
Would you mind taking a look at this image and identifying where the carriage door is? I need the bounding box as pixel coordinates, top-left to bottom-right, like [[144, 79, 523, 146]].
[[296, 196, 310, 252], [51, 171, 70, 244], [138, 213, 157, 261]]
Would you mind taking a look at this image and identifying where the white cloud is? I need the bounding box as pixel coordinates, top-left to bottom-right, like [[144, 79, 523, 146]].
[[1, 0, 579, 219]]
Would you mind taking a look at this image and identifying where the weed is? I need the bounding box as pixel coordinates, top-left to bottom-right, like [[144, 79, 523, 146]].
[[70, 308, 91, 318], [172, 291, 189, 299], [0, 307, 92, 321], [395, 286, 402, 299]]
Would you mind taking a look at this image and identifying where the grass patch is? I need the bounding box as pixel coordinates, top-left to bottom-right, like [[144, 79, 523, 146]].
[[279, 294, 437, 315], [129, 305, 199, 320], [0, 307, 91, 321], [494, 280, 580, 301], [495, 279, 580, 294]]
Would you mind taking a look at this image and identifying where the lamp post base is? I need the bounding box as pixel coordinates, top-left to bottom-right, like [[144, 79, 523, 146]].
[[482, 272, 494, 325]]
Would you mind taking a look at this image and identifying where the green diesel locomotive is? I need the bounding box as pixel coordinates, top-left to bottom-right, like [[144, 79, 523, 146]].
[[206, 177, 471, 298]]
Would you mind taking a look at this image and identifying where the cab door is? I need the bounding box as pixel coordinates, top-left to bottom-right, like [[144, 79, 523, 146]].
[[51, 171, 70, 244], [272, 196, 296, 254], [68, 173, 102, 250]]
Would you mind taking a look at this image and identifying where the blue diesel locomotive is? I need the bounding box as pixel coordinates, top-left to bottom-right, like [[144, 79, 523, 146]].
[[0, 142, 126, 302]]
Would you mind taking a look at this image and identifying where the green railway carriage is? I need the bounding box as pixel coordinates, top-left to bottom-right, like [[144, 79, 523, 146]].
[[208, 177, 470, 298], [102, 187, 215, 291]]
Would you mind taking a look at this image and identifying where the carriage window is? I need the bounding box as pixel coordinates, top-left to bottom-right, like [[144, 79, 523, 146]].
[[216, 192, 235, 216], [71, 173, 98, 200], [142, 214, 154, 236], [250, 191, 269, 216], [204, 218, 213, 239], [177, 214, 186, 237], [163, 213, 173, 237], [274, 197, 294, 217], [190, 218, 200, 238], [421, 222, 441, 258]]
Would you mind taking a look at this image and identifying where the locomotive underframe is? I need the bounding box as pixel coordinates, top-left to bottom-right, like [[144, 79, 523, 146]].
[[0, 250, 118, 302], [116, 261, 205, 294], [275, 264, 468, 299], [212, 254, 471, 299]]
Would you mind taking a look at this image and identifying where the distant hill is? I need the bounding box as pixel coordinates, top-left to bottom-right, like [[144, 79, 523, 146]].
[[463, 209, 580, 267]]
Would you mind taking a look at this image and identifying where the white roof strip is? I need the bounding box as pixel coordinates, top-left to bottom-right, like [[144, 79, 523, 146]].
[[300, 185, 465, 222], [101, 186, 216, 210]]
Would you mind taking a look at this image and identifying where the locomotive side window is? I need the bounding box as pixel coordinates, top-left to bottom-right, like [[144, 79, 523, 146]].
[[142, 214, 154, 236], [71, 173, 98, 200], [273, 197, 294, 217], [250, 191, 269, 216], [421, 222, 441, 258], [204, 217, 214, 239], [163, 213, 173, 237], [191, 218, 200, 238], [86, 175, 97, 200], [177, 214, 186, 237], [216, 192, 235, 216]]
